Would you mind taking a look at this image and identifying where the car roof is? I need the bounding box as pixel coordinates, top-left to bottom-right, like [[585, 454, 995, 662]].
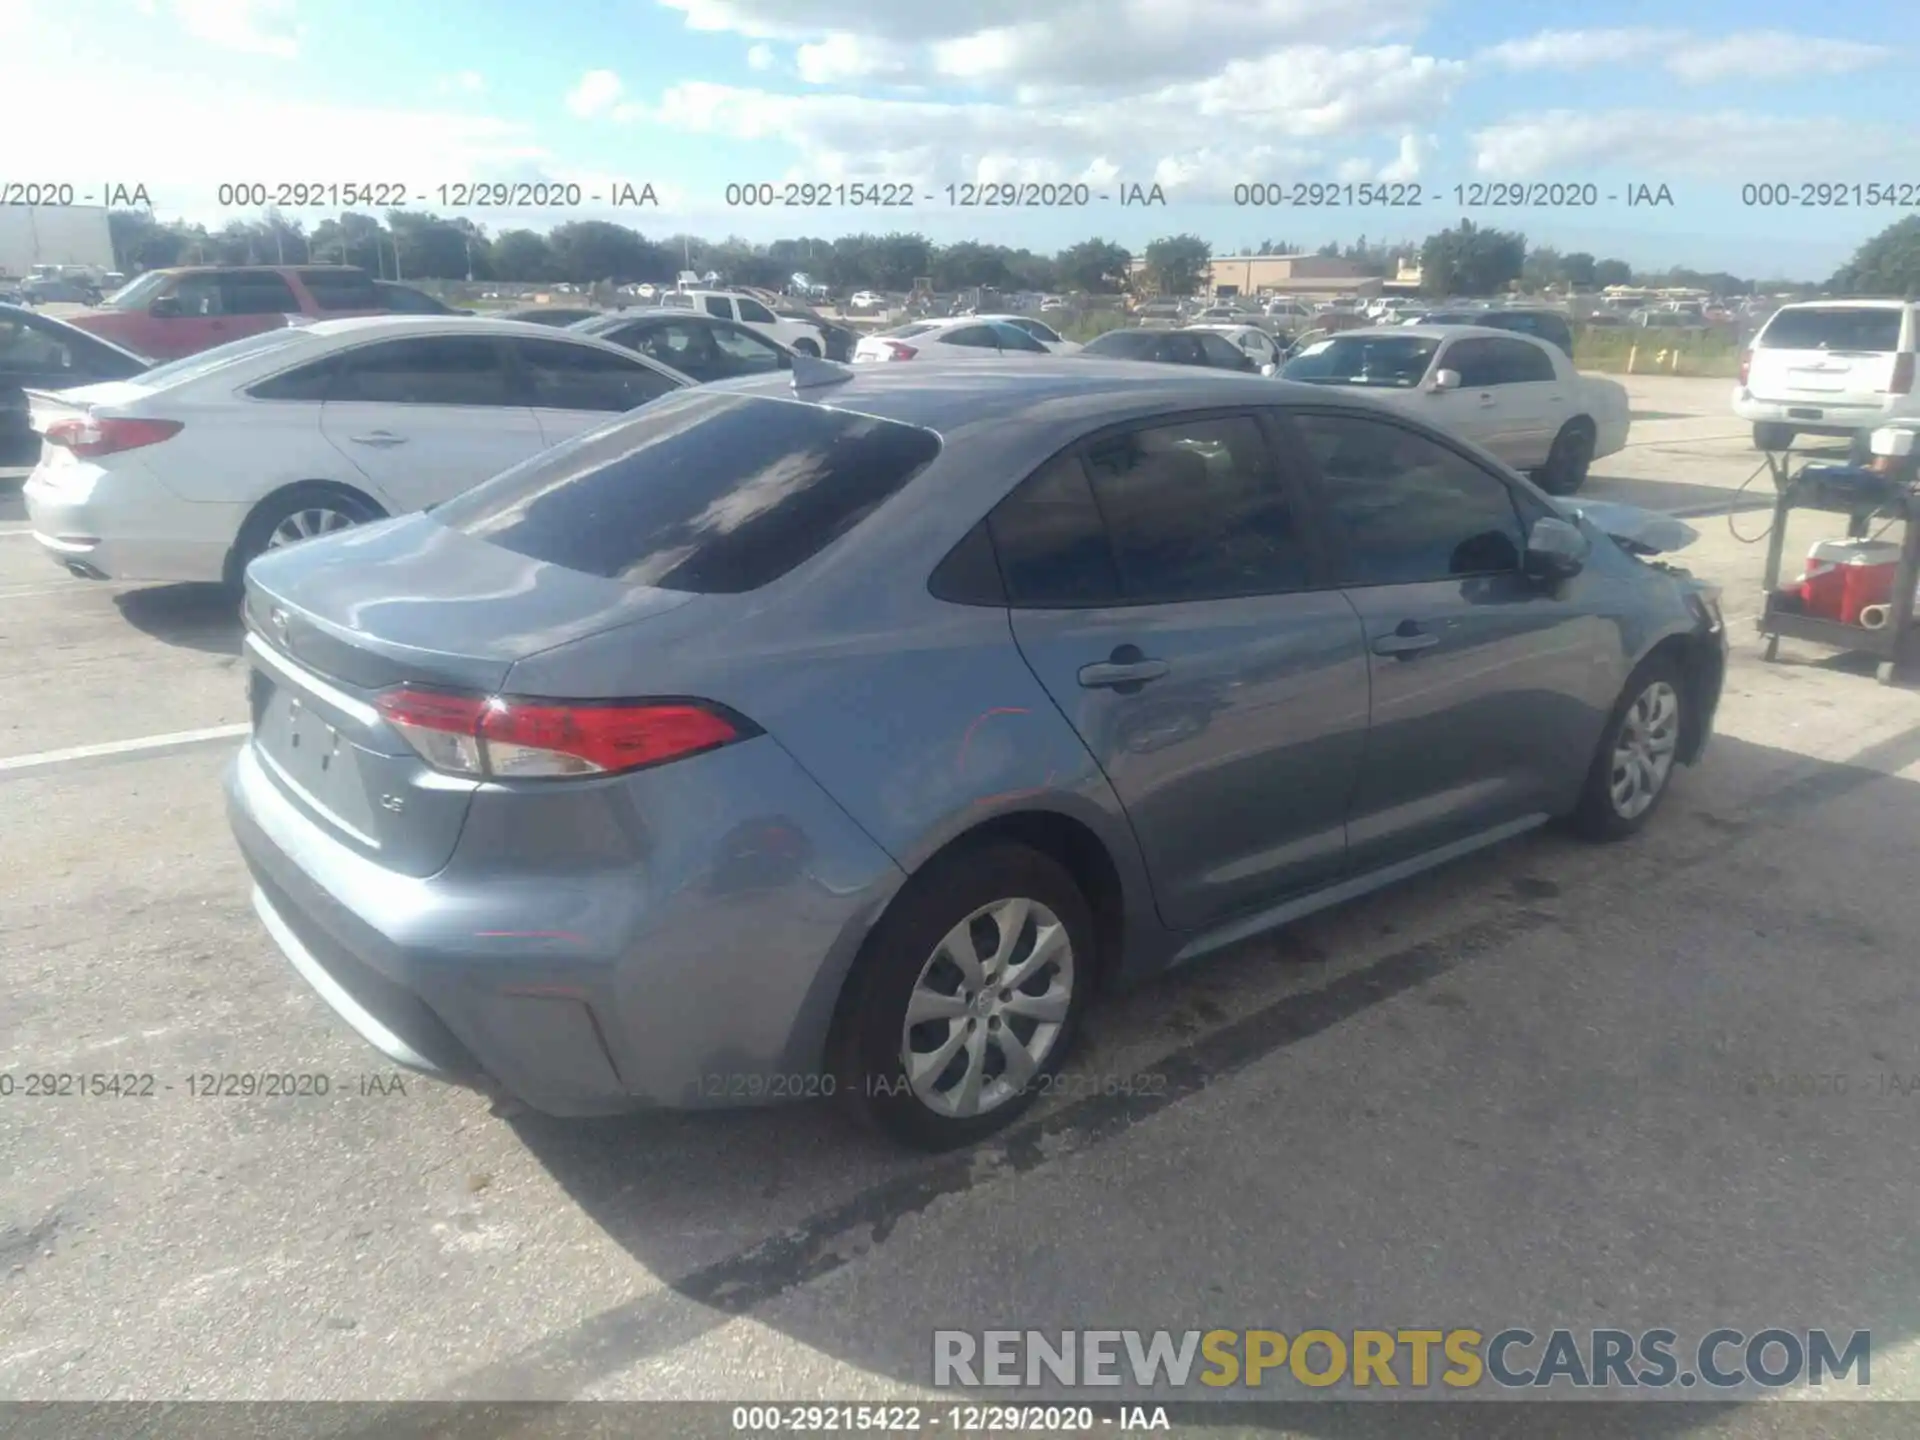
[[299, 314, 624, 341], [705, 355, 1334, 431], [1325, 324, 1543, 342]]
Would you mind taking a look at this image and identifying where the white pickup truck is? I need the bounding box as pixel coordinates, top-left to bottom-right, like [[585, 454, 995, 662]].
[[659, 289, 828, 356], [1281, 324, 1631, 494]]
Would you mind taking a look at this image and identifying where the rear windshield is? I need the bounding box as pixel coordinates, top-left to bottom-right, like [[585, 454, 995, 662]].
[[1759, 307, 1905, 352], [1282, 335, 1438, 387], [885, 323, 935, 339], [433, 391, 943, 592]]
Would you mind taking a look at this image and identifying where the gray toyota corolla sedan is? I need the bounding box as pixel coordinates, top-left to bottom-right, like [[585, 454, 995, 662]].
[[226, 357, 1726, 1150]]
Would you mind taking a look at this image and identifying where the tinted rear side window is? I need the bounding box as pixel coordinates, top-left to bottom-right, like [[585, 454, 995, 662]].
[[299, 270, 382, 311], [434, 392, 942, 592], [1760, 308, 1903, 352]]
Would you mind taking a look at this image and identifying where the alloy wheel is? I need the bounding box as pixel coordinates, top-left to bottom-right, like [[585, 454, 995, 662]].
[[266, 506, 360, 550], [1609, 680, 1680, 820], [900, 896, 1074, 1119]]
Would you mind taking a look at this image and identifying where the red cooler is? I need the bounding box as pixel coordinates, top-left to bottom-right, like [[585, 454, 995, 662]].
[[1799, 539, 1903, 625]]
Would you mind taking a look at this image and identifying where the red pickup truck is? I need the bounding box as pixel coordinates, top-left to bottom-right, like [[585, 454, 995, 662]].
[[63, 265, 388, 360]]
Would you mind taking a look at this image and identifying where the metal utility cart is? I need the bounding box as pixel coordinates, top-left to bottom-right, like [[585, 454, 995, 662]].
[[1756, 427, 1920, 685]]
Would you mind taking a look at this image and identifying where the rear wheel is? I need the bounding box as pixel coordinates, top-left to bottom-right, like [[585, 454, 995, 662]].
[[1571, 656, 1688, 840], [791, 337, 821, 357], [833, 843, 1093, 1151], [1533, 420, 1594, 496], [228, 485, 385, 590]]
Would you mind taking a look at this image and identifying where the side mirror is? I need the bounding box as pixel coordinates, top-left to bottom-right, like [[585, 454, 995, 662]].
[[1525, 516, 1590, 581], [1428, 368, 1461, 392], [149, 295, 182, 318]]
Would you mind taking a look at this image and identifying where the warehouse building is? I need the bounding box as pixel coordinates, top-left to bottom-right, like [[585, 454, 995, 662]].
[[0, 205, 116, 278], [1129, 251, 1380, 300]]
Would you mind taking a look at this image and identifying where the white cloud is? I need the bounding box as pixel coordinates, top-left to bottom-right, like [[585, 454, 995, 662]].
[[633, 48, 1456, 200], [1472, 110, 1920, 178], [659, 0, 1433, 92], [170, 0, 298, 58], [565, 69, 625, 118], [1480, 25, 1894, 84], [437, 70, 485, 95], [1378, 132, 1436, 182], [1479, 27, 1678, 69], [745, 43, 774, 71], [1666, 31, 1893, 83]]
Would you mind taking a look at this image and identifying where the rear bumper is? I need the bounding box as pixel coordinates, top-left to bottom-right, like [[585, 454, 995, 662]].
[[1731, 389, 1916, 435], [225, 737, 906, 1116], [23, 462, 242, 583]]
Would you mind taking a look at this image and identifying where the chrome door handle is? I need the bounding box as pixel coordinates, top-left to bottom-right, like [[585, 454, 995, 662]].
[[1478, 393, 1497, 407], [1079, 659, 1170, 688], [349, 431, 407, 446], [1372, 630, 1440, 658]]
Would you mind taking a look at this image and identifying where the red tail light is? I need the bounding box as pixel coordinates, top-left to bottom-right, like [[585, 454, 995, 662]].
[[42, 416, 183, 457], [1891, 353, 1915, 395], [374, 688, 755, 779], [1738, 350, 1751, 386], [881, 341, 918, 360]]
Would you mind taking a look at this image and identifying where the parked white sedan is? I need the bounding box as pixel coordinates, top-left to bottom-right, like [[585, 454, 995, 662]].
[[969, 314, 1083, 353], [1182, 322, 1285, 374], [852, 317, 1057, 363], [1280, 325, 1630, 494], [22, 316, 690, 587]]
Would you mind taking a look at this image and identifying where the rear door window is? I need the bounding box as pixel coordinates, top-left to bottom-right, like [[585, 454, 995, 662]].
[[219, 272, 300, 315], [736, 298, 777, 324], [987, 453, 1124, 606], [433, 391, 943, 592], [331, 336, 515, 405], [1759, 308, 1904, 352], [298, 270, 382, 312], [702, 296, 734, 320]]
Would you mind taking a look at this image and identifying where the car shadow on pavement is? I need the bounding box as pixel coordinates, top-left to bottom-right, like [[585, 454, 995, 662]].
[[1578, 471, 1776, 522], [113, 583, 243, 656], [387, 717, 1920, 1434]]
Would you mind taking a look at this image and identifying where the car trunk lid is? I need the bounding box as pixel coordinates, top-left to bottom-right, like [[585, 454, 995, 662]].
[[240, 513, 697, 876]]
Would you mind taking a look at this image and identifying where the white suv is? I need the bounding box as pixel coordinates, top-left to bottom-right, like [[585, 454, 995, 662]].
[[1733, 300, 1919, 451], [661, 289, 827, 356]]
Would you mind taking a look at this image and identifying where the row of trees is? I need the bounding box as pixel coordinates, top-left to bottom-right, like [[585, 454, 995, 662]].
[[104, 207, 1919, 299]]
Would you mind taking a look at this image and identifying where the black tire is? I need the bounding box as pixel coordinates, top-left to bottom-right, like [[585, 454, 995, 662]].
[[1533, 420, 1595, 496], [791, 337, 821, 357], [832, 842, 1094, 1151], [1570, 654, 1689, 841], [1753, 422, 1794, 452], [226, 484, 384, 591]]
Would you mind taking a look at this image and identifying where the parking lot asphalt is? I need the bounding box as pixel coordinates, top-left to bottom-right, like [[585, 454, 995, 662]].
[[4, 373, 1920, 1422]]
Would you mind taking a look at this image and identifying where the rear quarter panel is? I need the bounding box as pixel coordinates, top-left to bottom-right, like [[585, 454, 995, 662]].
[[150, 396, 357, 505]]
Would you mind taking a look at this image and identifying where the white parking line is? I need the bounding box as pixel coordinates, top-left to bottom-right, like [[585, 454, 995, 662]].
[[0, 723, 250, 774], [0, 526, 35, 537]]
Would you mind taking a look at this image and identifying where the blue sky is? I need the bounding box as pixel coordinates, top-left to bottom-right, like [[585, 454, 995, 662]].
[[6, 0, 1914, 279]]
